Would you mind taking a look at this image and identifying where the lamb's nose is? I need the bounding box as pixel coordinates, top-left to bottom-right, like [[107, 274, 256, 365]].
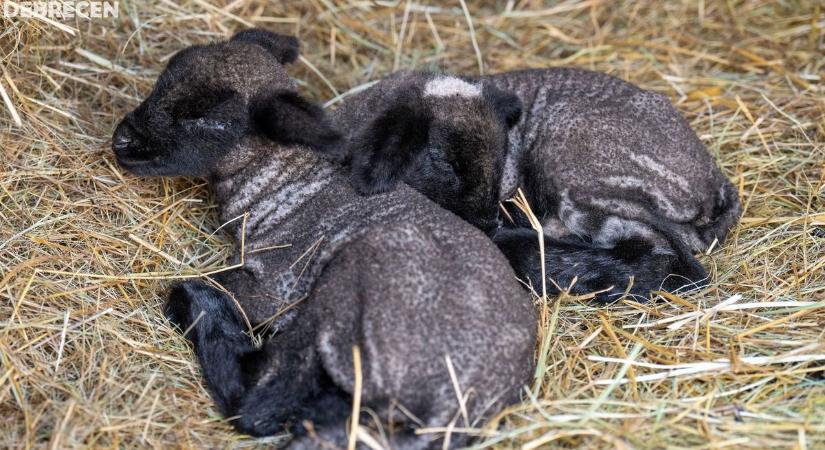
[[112, 120, 141, 156], [112, 134, 132, 151]]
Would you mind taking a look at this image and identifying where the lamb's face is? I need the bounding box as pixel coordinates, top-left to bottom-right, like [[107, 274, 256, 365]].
[[413, 77, 521, 232], [347, 76, 522, 234], [112, 30, 298, 177]]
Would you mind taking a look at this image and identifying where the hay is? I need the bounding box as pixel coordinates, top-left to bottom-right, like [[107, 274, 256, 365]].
[[1, 1, 823, 448]]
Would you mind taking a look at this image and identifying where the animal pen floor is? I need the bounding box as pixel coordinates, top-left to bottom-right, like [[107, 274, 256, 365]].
[[1, 1, 823, 449]]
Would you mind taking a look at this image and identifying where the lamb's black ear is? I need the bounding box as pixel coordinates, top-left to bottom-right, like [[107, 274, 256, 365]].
[[231, 29, 299, 64], [252, 91, 340, 151], [348, 93, 432, 195], [484, 84, 522, 128]]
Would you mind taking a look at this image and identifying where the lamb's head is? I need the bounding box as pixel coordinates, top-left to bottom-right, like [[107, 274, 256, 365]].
[[112, 29, 337, 177], [340, 75, 522, 233]]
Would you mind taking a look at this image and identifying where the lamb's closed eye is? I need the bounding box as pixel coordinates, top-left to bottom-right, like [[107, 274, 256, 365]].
[[180, 117, 229, 131], [172, 90, 240, 135], [425, 147, 459, 184], [172, 90, 235, 119]]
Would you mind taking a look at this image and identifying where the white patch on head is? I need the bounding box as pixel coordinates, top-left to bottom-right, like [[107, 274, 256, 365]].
[[423, 76, 481, 98]]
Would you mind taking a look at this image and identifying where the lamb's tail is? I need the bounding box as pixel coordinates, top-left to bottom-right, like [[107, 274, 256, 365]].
[[493, 223, 707, 302]]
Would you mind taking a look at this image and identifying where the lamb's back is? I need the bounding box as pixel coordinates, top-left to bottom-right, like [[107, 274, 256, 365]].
[[310, 207, 535, 417], [487, 69, 733, 241], [229, 168, 522, 326]]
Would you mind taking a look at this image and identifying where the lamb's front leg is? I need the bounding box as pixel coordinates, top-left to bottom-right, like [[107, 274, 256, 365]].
[[164, 281, 256, 415], [165, 281, 346, 437]]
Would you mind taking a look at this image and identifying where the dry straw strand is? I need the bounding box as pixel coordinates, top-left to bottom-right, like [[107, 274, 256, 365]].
[[1, 1, 824, 449]]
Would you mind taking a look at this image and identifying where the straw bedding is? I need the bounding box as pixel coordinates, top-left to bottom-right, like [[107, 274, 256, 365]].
[[1, 1, 823, 448]]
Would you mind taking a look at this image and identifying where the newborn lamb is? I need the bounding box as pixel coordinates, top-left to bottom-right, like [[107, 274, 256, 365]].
[[111, 29, 535, 449], [332, 70, 739, 301], [487, 68, 741, 254]]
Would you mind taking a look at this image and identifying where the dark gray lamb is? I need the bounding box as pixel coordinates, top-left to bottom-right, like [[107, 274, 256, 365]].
[[488, 69, 741, 253], [111, 30, 535, 449], [331, 70, 740, 301]]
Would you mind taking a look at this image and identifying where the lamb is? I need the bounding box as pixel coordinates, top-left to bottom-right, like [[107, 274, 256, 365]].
[[487, 68, 741, 253], [331, 70, 740, 301], [110, 30, 535, 450]]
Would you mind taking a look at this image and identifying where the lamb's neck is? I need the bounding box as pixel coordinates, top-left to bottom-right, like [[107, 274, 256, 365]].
[[211, 139, 341, 240]]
